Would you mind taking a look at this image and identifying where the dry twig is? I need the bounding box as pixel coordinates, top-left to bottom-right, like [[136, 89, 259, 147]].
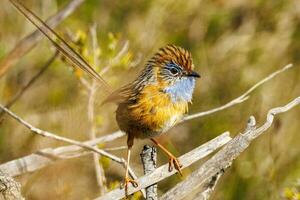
[[0, 170, 24, 200], [87, 24, 107, 194], [193, 169, 225, 200], [140, 145, 158, 200], [0, 105, 138, 180], [96, 132, 232, 200], [0, 131, 124, 177], [160, 96, 300, 200], [194, 116, 256, 200]]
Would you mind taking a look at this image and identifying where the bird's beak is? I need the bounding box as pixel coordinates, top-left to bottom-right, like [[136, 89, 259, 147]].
[[187, 70, 201, 78]]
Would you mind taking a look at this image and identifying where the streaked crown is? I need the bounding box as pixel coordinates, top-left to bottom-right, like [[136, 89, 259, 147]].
[[148, 44, 194, 71], [145, 44, 200, 85]]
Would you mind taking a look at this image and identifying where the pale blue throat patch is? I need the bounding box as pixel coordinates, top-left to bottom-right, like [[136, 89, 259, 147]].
[[163, 77, 196, 103]]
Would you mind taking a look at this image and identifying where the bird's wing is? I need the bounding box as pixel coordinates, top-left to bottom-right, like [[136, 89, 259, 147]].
[[9, 0, 112, 93], [101, 84, 133, 105]]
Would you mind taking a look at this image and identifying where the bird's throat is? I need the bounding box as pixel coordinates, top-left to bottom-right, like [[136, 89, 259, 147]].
[[163, 77, 196, 103]]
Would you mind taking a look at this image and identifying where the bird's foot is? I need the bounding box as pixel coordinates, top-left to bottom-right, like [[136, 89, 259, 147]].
[[168, 155, 183, 176], [122, 177, 139, 197]]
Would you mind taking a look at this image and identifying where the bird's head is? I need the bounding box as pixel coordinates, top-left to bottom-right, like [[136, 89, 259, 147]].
[[147, 44, 200, 102]]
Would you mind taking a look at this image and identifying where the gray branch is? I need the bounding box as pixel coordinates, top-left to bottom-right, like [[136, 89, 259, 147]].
[[140, 145, 157, 200], [95, 132, 232, 200], [87, 24, 107, 195], [160, 96, 300, 200], [0, 104, 140, 180], [194, 117, 256, 200], [193, 169, 225, 200], [0, 131, 124, 177], [0, 170, 24, 200], [0, 104, 121, 163]]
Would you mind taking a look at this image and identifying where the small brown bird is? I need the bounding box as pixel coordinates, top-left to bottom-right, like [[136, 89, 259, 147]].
[[103, 44, 200, 193], [9, 0, 200, 196]]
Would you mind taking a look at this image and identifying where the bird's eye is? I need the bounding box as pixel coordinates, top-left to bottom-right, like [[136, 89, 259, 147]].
[[170, 67, 179, 75]]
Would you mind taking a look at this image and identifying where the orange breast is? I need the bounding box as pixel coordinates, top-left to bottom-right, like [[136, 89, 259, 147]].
[[128, 85, 188, 136]]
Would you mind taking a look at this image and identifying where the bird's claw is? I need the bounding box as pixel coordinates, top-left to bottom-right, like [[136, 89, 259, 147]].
[[168, 156, 183, 176], [122, 177, 139, 197]]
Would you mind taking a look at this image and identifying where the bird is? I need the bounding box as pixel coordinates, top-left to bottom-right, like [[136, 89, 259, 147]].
[[103, 44, 200, 194], [9, 0, 200, 196]]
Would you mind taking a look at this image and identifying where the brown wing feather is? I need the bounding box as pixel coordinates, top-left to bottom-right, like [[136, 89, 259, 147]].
[[9, 0, 112, 93], [102, 84, 132, 105]]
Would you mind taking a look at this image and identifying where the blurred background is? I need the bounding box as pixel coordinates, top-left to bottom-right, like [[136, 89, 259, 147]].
[[0, 0, 300, 199]]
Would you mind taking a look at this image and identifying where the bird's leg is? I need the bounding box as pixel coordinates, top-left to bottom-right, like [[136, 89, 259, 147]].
[[123, 136, 138, 197], [151, 138, 183, 176]]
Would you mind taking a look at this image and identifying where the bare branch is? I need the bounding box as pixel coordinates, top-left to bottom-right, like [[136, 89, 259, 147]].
[[99, 40, 130, 75], [79, 77, 92, 90], [88, 24, 107, 194], [0, 104, 118, 161], [194, 169, 225, 200], [0, 105, 138, 180], [0, 131, 124, 177], [104, 146, 128, 151], [160, 96, 300, 200], [0, 0, 85, 77], [0, 170, 24, 200], [195, 116, 256, 200], [140, 145, 158, 200], [112, 41, 129, 63], [183, 63, 294, 121], [96, 132, 232, 200]]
